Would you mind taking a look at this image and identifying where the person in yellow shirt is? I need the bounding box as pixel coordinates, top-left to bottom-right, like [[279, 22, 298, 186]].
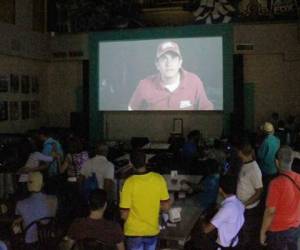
[[119, 150, 171, 250]]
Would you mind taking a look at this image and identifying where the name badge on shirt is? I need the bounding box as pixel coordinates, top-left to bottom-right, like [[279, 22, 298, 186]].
[[180, 100, 192, 109]]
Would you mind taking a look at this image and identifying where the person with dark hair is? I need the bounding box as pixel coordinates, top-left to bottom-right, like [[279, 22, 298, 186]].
[[80, 141, 115, 201], [119, 150, 170, 250], [236, 143, 263, 249], [202, 175, 245, 249], [260, 146, 300, 250], [182, 130, 201, 164], [67, 189, 125, 250], [128, 41, 213, 110]]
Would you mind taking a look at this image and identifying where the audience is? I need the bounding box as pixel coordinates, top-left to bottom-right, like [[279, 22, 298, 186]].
[[237, 143, 263, 249], [202, 175, 245, 250], [260, 146, 300, 250], [13, 172, 57, 245], [119, 150, 170, 250], [66, 189, 125, 250]]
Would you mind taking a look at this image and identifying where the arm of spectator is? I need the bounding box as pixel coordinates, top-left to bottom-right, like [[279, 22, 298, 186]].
[[60, 155, 72, 173], [116, 242, 125, 250], [244, 187, 263, 207], [260, 206, 276, 246], [202, 222, 216, 234], [120, 208, 129, 221], [160, 199, 172, 212], [61, 236, 75, 250]]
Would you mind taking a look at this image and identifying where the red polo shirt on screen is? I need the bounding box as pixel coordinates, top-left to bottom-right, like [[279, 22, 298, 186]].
[[128, 70, 214, 110], [266, 171, 300, 232]]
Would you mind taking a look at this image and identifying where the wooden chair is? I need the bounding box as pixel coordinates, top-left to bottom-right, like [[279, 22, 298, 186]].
[[71, 238, 116, 250]]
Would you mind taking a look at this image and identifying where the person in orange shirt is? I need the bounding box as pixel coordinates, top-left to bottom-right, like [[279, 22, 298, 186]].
[[260, 146, 300, 250]]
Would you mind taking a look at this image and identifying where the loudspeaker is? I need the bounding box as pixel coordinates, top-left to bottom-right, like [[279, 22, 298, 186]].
[[70, 112, 88, 137]]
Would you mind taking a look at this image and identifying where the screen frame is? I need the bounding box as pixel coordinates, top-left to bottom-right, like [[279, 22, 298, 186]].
[[89, 24, 233, 141]]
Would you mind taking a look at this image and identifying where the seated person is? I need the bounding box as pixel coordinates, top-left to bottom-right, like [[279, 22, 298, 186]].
[[202, 175, 245, 249], [12, 172, 58, 245], [66, 189, 124, 250], [181, 159, 220, 210]]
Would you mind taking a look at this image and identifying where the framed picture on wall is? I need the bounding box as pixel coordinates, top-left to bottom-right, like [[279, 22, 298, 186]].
[[31, 76, 39, 93], [21, 101, 30, 119], [30, 101, 40, 118], [0, 101, 8, 121], [0, 75, 9, 93], [10, 74, 19, 93], [9, 101, 19, 120], [21, 75, 30, 94]]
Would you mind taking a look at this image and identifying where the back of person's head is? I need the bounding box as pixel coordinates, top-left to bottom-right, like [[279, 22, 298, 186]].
[[88, 189, 107, 211], [238, 142, 253, 157], [262, 122, 274, 134], [219, 175, 237, 195], [276, 146, 293, 171], [37, 127, 49, 138], [130, 150, 146, 169], [95, 141, 108, 156], [187, 130, 200, 142], [68, 137, 83, 154], [27, 172, 43, 192]]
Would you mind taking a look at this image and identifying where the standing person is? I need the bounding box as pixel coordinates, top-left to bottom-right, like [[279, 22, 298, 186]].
[[257, 122, 280, 191], [119, 150, 171, 250], [202, 175, 245, 249], [80, 142, 115, 201], [260, 146, 300, 250], [237, 143, 263, 249], [37, 128, 64, 177], [128, 41, 213, 110]]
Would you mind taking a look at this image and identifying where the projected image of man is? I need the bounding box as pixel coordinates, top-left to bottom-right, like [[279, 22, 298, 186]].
[[128, 41, 214, 110]]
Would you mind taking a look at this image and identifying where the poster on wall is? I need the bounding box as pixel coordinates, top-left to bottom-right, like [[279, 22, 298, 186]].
[[0, 75, 9, 92], [0, 101, 8, 121], [10, 74, 19, 93], [30, 101, 40, 118], [21, 75, 30, 94], [21, 101, 30, 120], [31, 77, 39, 93], [9, 101, 19, 120]]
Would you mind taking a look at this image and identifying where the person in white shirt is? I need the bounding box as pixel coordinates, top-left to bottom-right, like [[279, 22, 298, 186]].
[[203, 175, 245, 249], [80, 142, 115, 201], [18, 139, 59, 183], [237, 143, 263, 249]]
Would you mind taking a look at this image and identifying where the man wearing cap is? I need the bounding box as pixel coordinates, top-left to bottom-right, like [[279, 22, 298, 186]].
[[260, 146, 300, 250], [258, 122, 280, 193], [128, 41, 213, 110], [12, 172, 57, 245]]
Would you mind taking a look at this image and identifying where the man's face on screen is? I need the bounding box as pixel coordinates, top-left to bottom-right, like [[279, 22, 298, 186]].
[[156, 52, 182, 81]]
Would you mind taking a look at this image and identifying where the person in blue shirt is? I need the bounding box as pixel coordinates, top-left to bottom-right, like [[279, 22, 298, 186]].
[[37, 128, 64, 177], [181, 159, 220, 211]]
